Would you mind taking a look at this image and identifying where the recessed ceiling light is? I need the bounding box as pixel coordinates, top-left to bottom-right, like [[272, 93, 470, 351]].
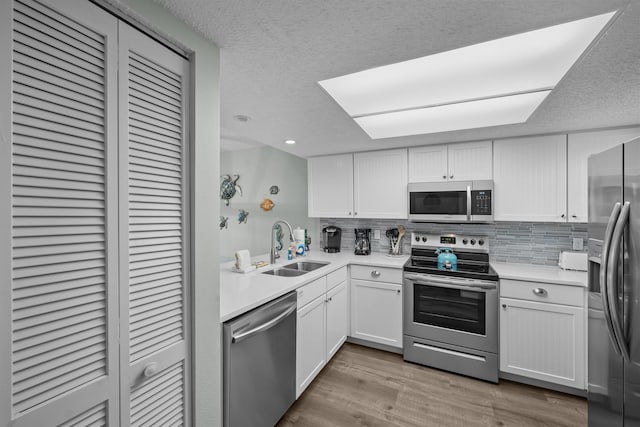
[[284, 139, 296, 145], [234, 114, 251, 123], [319, 11, 616, 138]]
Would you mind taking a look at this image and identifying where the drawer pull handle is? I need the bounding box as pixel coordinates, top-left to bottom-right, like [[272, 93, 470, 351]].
[[371, 270, 381, 278], [532, 288, 547, 296], [143, 363, 158, 378]]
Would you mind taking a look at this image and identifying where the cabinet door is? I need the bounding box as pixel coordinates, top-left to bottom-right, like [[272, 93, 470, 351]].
[[567, 127, 640, 222], [447, 141, 493, 181], [2, 1, 120, 425], [326, 281, 348, 360], [500, 298, 585, 389], [307, 154, 353, 217], [493, 135, 567, 222], [353, 149, 408, 218], [408, 145, 448, 182], [350, 280, 402, 348], [296, 296, 326, 397], [119, 23, 191, 426]]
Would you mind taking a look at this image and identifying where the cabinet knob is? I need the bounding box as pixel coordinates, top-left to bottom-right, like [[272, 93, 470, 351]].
[[396, 289, 401, 295], [354, 212, 357, 216], [371, 270, 381, 278], [442, 175, 446, 179], [571, 214, 577, 218], [561, 214, 566, 218], [348, 212, 352, 216], [450, 175, 454, 179], [532, 288, 547, 296], [143, 363, 158, 378], [502, 304, 507, 309]]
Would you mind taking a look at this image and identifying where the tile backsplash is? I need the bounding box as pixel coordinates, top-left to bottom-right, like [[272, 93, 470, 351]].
[[319, 219, 587, 266]]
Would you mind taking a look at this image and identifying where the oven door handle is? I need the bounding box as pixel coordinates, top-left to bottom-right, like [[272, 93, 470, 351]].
[[404, 273, 497, 291]]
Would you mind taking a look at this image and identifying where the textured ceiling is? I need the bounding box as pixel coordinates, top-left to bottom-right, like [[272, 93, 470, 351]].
[[152, 0, 640, 157]]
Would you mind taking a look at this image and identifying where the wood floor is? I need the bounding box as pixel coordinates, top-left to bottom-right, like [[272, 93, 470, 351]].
[[278, 343, 587, 427]]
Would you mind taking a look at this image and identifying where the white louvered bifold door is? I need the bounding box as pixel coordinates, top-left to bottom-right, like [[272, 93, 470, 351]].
[[118, 23, 191, 427], [4, 0, 119, 426]]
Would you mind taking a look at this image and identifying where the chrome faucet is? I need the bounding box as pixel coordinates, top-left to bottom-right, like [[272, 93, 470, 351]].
[[270, 220, 294, 264]]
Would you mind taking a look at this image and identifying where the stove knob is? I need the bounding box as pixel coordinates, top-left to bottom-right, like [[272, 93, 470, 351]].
[[478, 239, 485, 246], [470, 239, 476, 245], [422, 237, 427, 242], [415, 236, 420, 242], [462, 239, 468, 245]]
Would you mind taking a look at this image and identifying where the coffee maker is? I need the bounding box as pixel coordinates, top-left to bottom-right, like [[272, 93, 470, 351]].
[[322, 226, 341, 253], [354, 228, 371, 255]]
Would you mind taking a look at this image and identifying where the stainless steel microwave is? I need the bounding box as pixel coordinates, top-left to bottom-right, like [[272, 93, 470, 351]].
[[408, 180, 493, 223]]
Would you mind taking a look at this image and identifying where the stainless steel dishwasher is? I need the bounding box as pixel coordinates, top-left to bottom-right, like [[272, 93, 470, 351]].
[[223, 291, 297, 427]]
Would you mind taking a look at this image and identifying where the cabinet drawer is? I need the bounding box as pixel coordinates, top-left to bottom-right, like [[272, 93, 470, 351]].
[[297, 276, 327, 308], [350, 265, 402, 284], [500, 279, 583, 306], [327, 266, 347, 291]]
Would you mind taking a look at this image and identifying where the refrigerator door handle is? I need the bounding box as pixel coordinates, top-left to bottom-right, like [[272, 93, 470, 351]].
[[601, 202, 623, 357], [607, 201, 631, 363]]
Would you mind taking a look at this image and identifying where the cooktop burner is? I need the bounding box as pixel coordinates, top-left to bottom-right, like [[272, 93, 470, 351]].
[[404, 233, 498, 282]]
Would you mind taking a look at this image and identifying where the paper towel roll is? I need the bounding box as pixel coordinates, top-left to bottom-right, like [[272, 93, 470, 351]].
[[293, 227, 305, 244], [235, 249, 251, 270]]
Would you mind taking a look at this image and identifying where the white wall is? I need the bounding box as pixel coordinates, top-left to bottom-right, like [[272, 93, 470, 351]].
[[110, 1, 222, 426], [220, 146, 319, 260]]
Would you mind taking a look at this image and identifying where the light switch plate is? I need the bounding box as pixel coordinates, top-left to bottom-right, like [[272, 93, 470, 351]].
[[573, 238, 584, 250], [373, 229, 380, 240]]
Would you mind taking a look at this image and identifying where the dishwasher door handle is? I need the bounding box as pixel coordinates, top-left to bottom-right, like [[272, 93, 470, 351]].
[[232, 303, 297, 343]]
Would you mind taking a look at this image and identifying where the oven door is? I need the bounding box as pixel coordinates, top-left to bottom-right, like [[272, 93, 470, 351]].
[[403, 273, 498, 353]]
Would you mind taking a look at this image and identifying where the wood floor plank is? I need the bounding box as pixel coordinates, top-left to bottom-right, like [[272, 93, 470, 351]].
[[278, 343, 587, 427]]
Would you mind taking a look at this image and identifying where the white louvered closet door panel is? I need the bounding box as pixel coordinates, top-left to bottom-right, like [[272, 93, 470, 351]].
[[118, 23, 191, 427], [4, 0, 119, 426]]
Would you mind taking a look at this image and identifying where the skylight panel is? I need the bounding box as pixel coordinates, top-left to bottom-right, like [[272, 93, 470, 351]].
[[319, 11, 616, 138]]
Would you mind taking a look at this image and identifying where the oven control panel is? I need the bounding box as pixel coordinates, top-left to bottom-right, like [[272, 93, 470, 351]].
[[411, 233, 488, 251]]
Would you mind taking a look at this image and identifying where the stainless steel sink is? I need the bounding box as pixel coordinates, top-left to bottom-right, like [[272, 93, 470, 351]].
[[262, 268, 308, 277], [283, 261, 330, 272]]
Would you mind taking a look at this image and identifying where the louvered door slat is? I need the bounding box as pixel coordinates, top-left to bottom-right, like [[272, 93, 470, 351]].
[[13, 70, 104, 111], [7, 0, 119, 424], [14, 1, 104, 47], [14, 335, 104, 374], [13, 125, 105, 151], [57, 402, 107, 427], [129, 58, 181, 93]]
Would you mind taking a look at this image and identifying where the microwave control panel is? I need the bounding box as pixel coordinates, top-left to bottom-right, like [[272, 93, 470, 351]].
[[471, 190, 492, 215]]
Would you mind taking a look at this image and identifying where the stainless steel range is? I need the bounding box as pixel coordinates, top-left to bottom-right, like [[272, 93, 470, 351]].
[[403, 233, 499, 383]]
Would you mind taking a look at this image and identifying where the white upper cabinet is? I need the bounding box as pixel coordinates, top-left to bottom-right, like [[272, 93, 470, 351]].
[[308, 149, 408, 219], [567, 127, 640, 222], [408, 145, 447, 182], [409, 141, 492, 182], [493, 135, 567, 222], [307, 154, 354, 218], [353, 149, 408, 219]]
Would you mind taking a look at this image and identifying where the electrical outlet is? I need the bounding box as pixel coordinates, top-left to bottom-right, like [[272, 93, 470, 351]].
[[573, 238, 584, 250], [373, 229, 380, 240]]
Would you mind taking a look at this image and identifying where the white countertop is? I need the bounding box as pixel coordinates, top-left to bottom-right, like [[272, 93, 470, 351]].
[[220, 251, 409, 322], [491, 262, 587, 287]]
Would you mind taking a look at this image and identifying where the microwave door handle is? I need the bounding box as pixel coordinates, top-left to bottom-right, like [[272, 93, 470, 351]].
[[466, 185, 471, 221], [607, 201, 630, 362], [601, 202, 622, 357]]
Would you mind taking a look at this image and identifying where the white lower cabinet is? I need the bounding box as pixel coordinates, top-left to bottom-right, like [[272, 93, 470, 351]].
[[296, 268, 348, 397], [296, 293, 326, 397], [350, 265, 403, 348], [326, 282, 349, 359], [499, 279, 586, 390]]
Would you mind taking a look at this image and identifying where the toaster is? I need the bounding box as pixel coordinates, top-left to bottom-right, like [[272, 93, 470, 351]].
[[558, 251, 588, 271]]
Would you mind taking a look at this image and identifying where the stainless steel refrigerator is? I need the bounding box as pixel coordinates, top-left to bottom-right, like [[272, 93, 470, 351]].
[[588, 137, 640, 426]]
